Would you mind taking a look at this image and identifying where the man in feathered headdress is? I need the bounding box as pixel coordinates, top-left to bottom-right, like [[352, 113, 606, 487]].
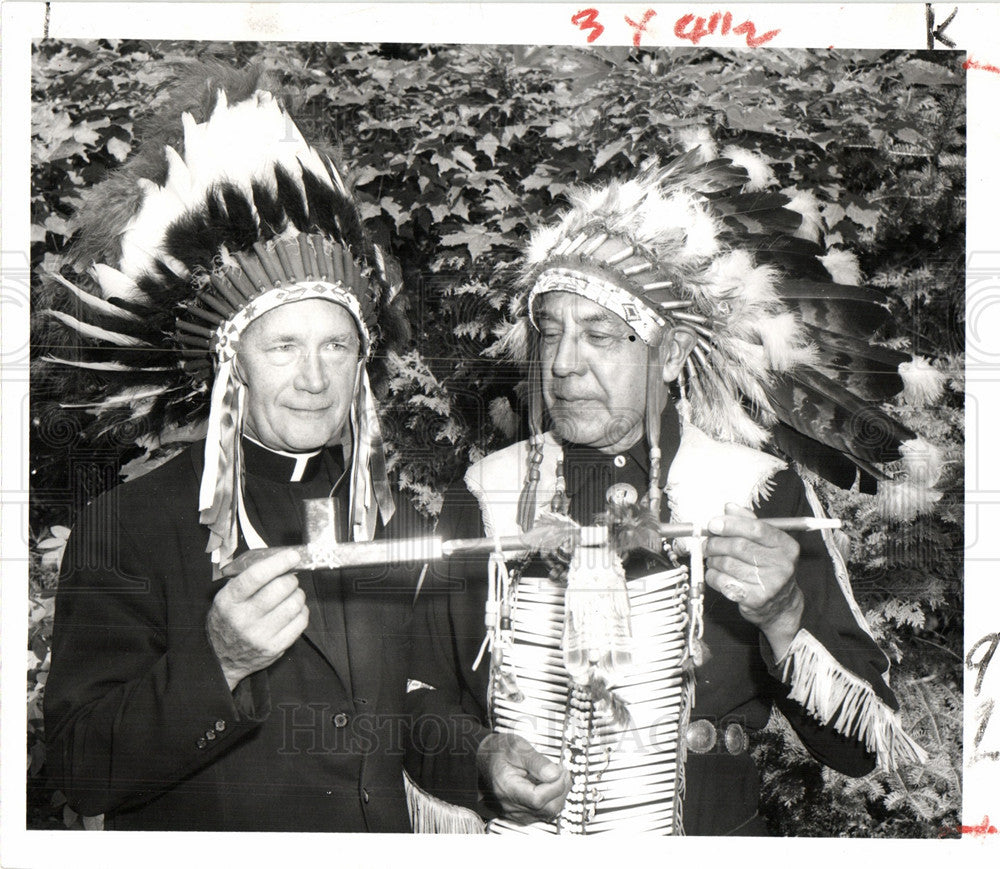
[[41, 64, 427, 831], [405, 149, 941, 835]]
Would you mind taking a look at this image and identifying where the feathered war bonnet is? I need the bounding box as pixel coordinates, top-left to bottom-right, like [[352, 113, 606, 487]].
[[41, 64, 405, 573], [503, 147, 945, 526]]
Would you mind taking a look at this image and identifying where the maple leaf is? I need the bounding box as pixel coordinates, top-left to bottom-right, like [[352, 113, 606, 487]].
[[452, 147, 478, 172], [594, 139, 627, 169], [475, 132, 500, 163], [379, 197, 407, 228], [106, 137, 132, 162], [439, 228, 496, 260]]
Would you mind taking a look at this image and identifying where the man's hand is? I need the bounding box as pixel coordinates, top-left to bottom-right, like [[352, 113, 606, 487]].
[[477, 732, 571, 824], [704, 503, 805, 659], [207, 548, 308, 690]]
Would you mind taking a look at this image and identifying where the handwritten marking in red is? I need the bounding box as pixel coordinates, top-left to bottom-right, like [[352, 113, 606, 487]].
[[572, 8, 605, 43], [939, 815, 999, 837], [964, 57, 1000, 75], [625, 9, 657, 47], [674, 11, 779, 47], [963, 816, 999, 836]]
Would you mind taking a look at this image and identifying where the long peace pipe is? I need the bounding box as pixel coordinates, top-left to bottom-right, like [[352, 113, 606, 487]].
[[218, 516, 841, 579]]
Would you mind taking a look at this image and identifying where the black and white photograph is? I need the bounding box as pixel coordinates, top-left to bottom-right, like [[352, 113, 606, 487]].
[[2, 2, 996, 866]]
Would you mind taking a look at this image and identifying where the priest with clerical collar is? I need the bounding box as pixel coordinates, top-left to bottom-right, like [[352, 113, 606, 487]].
[[43, 64, 427, 832]]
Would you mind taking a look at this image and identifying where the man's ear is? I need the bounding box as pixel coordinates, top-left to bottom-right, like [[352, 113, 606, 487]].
[[661, 327, 697, 384]]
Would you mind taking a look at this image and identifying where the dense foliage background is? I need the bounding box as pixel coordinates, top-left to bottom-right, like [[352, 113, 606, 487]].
[[29, 40, 964, 835]]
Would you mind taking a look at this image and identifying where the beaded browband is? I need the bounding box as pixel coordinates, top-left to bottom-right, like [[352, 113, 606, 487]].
[[175, 233, 376, 367]]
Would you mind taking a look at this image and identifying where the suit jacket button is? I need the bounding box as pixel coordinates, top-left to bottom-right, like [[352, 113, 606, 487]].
[[196, 736, 207, 750], [362, 788, 370, 804], [206, 730, 217, 741], [333, 712, 349, 728], [215, 719, 227, 732]]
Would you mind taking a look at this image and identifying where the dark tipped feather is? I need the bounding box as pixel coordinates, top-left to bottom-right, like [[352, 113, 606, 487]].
[[768, 369, 914, 467], [801, 323, 910, 371], [219, 184, 260, 252], [743, 234, 830, 280], [274, 165, 310, 232], [164, 202, 234, 271], [777, 279, 893, 335], [712, 192, 803, 236], [804, 323, 907, 402], [657, 151, 748, 194], [251, 178, 287, 240], [769, 422, 882, 493], [68, 62, 280, 270], [301, 165, 366, 253]]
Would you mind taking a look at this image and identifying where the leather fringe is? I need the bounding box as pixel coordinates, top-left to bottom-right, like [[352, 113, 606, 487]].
[[780, 629, 928, 771], [404, 770, 485, 834]]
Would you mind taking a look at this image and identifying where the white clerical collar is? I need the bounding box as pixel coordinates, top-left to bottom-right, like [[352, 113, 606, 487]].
[[243, 435, 322, 483]]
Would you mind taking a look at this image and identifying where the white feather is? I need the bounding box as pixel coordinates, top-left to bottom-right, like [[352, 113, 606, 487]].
[[721, 145, 776, 191], [117, 89, 328, 278], [876, 479, 942, 521], [899, 437, 944, 487], [681, 202, 720, 259], [91, 263, 151, 303], [898, 356, 945, 405], [526, 224, 564, 266], [875, 436, 945, 519], [783, 189, 823, 244], [675, 127, 717, 162], [488, 396, 518, 437], [635, 191, 697, 246], [702, 252, 779, 306], [48, 272, 140, 321], [758, 312, 810, 371], [818, 249, 862, 285], [44, 310, 149, 347], [41, 356, 172, 372], [61, 384, 175, 409], [486, 318, 530, 361], [742, 263, 781, 305]]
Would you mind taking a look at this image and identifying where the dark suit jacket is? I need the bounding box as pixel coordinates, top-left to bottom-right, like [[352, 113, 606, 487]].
[[44, 439, 426, 831]]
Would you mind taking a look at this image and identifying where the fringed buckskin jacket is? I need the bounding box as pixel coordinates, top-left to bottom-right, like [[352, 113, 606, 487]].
[[404, 406, 923, 835]]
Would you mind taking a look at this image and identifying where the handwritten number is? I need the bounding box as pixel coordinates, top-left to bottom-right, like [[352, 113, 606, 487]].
[[731, 20, 780, 48], [967, 632, 999, 697], [572, 8, 604, 43], [967, 633, 1000, 764], [674, 11, 779, 47]]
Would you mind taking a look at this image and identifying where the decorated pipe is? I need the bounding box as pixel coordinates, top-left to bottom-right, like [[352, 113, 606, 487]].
[[217, 514, 841, 579]]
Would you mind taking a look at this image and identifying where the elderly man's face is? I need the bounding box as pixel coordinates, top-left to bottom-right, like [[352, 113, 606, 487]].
[[537, 291, 649, 454], [237, 298, 362, 452]]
